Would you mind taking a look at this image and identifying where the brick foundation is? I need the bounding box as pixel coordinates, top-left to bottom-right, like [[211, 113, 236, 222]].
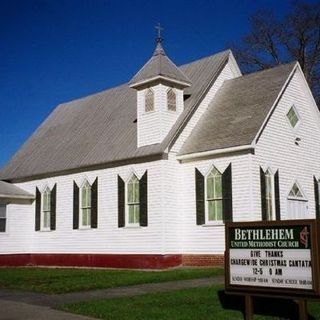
[[182, 254, 224, 267], [0, 253, 182, 269], [0, 253, 225, 269]]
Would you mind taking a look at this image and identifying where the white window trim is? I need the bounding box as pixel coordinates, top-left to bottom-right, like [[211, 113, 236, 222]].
[[287, 180, 308, 202], [79, 180, 92, 229], [265, 169, 276, 221], [0, 204, 8, 234], [204, 166, 223, 225], [125, 174, 140, 227], [285, 104, 301, 131], [41, 187, 51, 232]]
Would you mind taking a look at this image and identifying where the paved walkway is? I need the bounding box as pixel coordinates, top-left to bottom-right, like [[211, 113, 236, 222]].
[[0, 299, 96, 320], [0, 276, 224, 320], [0, 276, 224, 307]]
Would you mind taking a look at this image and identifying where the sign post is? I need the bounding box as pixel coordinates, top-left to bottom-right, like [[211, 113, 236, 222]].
[[225, 219, 320, 319]]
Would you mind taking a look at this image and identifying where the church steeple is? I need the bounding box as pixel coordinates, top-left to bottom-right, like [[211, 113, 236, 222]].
[[130, 27, 191, 148], [129, 28, 191, 89]]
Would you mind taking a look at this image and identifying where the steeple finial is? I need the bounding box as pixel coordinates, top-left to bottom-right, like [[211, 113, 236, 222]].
[[155, 23, 163, 43]]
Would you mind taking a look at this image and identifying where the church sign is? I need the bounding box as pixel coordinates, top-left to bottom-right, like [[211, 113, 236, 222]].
[[225, 220, 320, 298]]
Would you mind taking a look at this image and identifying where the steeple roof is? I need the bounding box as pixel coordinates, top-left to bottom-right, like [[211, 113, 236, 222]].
[[129, 41, 191, 88]]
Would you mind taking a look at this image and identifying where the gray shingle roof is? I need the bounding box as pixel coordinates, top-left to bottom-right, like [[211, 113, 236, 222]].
[[129, 42, 191, 87], [179, 62, 296, 156], [0, 50, 230, 182], [0, 181, 34, 199]]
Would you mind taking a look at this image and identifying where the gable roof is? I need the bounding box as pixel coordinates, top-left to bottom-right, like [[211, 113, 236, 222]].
[[179, 62, 296, 156], [0, 181, 34, 200], [129, 42, 191, 87], [0, 50, 230, 182]]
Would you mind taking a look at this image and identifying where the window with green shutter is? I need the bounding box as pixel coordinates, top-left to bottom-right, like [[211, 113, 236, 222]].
[[196, 165, 233, 225], [206, 167, 223, 222], [260, 168, 280, 221], [127, 175, 140, 225], [81, 180, 91, 228], [265, 170, 275, 220], [0, 204, 7, 233], [42, 187, 51, 230]]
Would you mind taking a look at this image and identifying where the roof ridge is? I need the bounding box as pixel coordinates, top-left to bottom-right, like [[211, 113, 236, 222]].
[[226, 61, 297, 82], [178, 49, 231, 69]]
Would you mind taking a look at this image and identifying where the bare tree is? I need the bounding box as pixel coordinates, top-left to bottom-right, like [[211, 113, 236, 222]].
[[232, 2, 320, 106]]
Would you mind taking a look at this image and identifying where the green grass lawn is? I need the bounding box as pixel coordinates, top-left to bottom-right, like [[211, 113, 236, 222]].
[[0, 267, 223, 294], [59, 285, 320, 320]]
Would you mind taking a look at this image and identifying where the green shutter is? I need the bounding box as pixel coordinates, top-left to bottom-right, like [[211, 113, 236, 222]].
[[314, 176, 320, 219], [50, 184, 57, 230], [139, 171, 148, 227], [274, 171, 281, 220], [222, 164, 233, 222], [260, 167, 267, 221], [91, 178, 98, 228], [35, 187, 41, 231], [118, 175, 125, 228], [195, 168, 205, 225], [73, 181, 79, 229]]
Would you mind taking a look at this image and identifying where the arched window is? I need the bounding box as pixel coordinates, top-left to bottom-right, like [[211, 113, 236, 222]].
[[265, 170, 275, 220], [127, 174, 140, 225], [0, 204, 6, 233], [81, 180, 91, 227], [288, 183, 304, 199], [206, 167, 222, 221], [42, 187, 51, 230], [287, 182, 308, 219], [145, 89, 154, 112], [167, 88, 176, 111]]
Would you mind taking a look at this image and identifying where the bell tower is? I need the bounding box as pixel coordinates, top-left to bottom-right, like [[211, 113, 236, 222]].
[[129, 25, 191, 147]]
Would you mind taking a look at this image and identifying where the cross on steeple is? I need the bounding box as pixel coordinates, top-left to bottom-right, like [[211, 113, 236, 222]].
[[155, 23, 163, 43]]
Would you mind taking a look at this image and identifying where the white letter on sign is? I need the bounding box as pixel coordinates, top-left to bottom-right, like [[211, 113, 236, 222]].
[[235, 228, 241, 240]]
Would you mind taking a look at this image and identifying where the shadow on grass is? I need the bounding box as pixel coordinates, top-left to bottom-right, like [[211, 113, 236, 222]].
[[218, 290, 316, 320]]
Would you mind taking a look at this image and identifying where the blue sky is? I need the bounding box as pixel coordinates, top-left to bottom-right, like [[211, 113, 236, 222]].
[[0, 0, 307, 168]]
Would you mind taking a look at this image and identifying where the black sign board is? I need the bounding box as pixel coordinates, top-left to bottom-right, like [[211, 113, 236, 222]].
[[225, 219, 320, 299]]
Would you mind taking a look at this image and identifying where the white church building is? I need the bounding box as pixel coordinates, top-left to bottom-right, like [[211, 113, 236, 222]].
[[0, 37, 319, 269]]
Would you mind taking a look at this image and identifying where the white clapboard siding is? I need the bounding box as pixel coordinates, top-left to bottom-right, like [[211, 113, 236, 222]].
[[0, 160, 169, 255], [178, 153, 252, 254], [253, 68, 320, 221], [0, 204, 33, 254], [161, 154, 184, 253], [137, 85, 184, 147]]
